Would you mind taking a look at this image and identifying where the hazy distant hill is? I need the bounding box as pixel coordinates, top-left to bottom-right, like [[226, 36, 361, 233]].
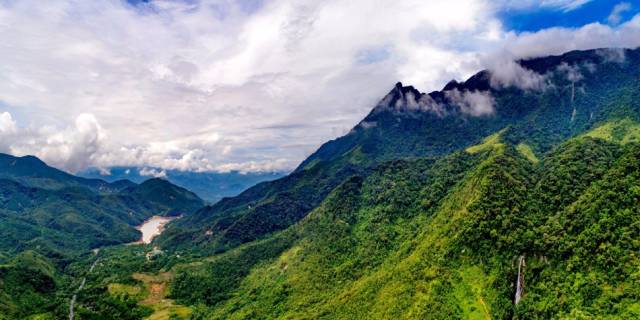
[[78, 167, 285, 203]]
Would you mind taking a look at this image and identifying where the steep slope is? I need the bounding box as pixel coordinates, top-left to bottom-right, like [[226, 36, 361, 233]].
[[170, 135, 521, 318], [161, 48, 640, 255], [298, 48, 640, 169], [160, 155, 365, 253], [170, 120, 640, 319]]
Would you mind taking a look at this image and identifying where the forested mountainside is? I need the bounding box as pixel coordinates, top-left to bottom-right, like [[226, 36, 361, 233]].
[[0, 154, 204, 319], [160, 47, 640, 319], [2, 47, 640, 319], [174, 121, 640, 319], [0, 154, 135, 192], [159, 48, 640, 255]]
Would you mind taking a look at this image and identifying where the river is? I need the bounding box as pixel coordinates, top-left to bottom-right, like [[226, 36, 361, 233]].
[[69, 216, 177, 319], [136, 215, 177, 244]]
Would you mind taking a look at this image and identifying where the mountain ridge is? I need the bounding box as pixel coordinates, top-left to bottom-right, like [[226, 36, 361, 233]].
[[160, 47, 640, 255], [2, 47, 640, 319], [78, 166, 285, 203], [0, 153, 136, 193]]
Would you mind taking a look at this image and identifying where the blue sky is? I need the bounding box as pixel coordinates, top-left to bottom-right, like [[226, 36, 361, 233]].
[[0, 0, 639, 173], [501, 1, 639, 32]]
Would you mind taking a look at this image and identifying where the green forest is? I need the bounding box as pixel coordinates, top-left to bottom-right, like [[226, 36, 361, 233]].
[[2, 48, 640, 319]]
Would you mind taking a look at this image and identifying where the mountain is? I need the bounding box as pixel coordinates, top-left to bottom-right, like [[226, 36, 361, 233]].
[[78, 167, 285, 203], [0, 154, 207, 319], [0, 154, 135, 192], [0, 155, 205, 259], [120, 178, 205, 215], [4, 47, 640, 319], [159, 48, 640, 254], [172, 122, 640, 319], [151, 48, 640, 318], [297, 48, 639, 169]]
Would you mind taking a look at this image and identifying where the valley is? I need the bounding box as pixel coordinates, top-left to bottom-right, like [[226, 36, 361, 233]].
[[136, 216, 179, 245], [1, 47, 640, 319]]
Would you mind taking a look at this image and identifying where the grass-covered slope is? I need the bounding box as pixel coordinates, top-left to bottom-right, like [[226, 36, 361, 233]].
[[168, 119, 640, 319]]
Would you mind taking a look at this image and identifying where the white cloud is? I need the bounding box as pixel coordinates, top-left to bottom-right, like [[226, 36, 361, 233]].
[[596, 47, 627, 63], [0, 112, 17, 135], [445, 89, 495, 116], [608, 2, 632, 25], [497, 18, 640, 59], [140, 167, 167, 178], [557, 62, 584, 82], [0, 1, 639, 173], [547, 0, 592, 12], [488, 59, 549, 91], [98, 167, 111, 176], [499, 0, 592, 12], [0, 112, 17, 153], [7, 113, 107, 173]]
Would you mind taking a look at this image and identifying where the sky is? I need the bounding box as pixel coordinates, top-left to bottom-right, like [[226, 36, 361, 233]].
[[0, 0, 639, 174]]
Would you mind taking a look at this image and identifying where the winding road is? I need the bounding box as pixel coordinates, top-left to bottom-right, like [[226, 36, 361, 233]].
[[69, 250, 100, 320]]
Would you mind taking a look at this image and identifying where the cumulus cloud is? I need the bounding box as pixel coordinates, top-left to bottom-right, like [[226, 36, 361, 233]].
[[0, 0, 639, 173], [6, 113, 107, 173], [0, 112, 17, 134], [0, 112, 17, 152]]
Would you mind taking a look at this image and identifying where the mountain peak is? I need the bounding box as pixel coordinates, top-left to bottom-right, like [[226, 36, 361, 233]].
[[442, 80, 460, 91], [371, 82, 427, 113]]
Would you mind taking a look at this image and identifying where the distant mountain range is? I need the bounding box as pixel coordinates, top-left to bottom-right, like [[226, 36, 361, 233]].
[[78, 167, 285, 203]]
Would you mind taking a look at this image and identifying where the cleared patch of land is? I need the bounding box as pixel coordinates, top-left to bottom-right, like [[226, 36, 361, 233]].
[[109, 272, 192, 320]]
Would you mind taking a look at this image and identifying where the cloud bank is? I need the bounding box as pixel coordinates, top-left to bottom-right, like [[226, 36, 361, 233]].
[[0, 0, 639, 173]]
